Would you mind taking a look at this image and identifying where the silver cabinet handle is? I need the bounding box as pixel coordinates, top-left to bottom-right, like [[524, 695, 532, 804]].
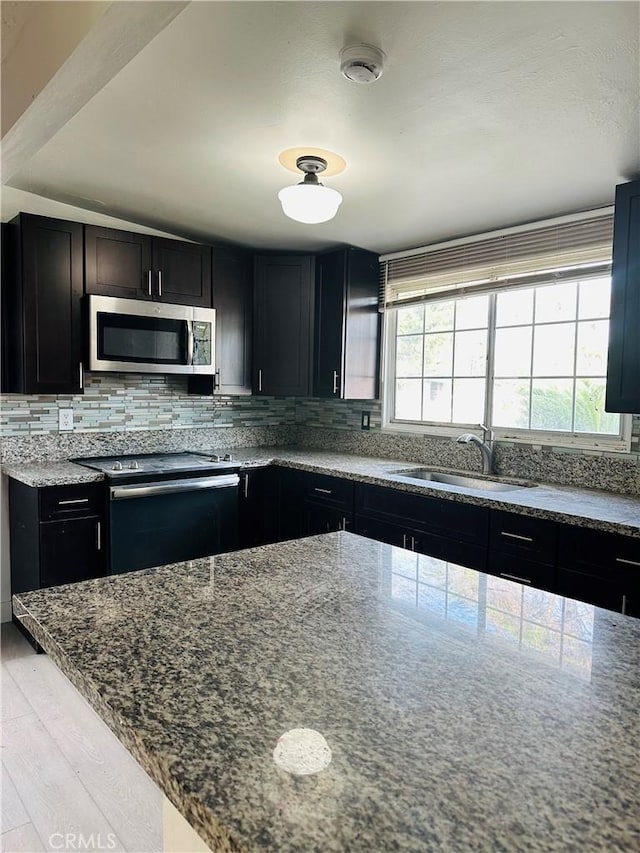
[[258, 369, 262, 392], [500, 531, 534, 543], [622, 594, 628, 615], [341, 517, 347, 531], [313, 487, 332, 495], [186, 320, 194, 365], [243, 474, 249, 499], [58, 498, 89, 506], [79, 362, 84, 390], [499, 572, 532, 585], [96, 521, 101, 551], [616, 557, 640, 567], [147, 269, 152, 297], [410, 536, 416, 552], [332, 370, 338, 394], [402, 533, 407, 549], [158, 270, 162, 298]]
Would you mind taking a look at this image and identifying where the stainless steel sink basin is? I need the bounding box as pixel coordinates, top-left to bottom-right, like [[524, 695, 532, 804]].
[[391, 468, 535, 493]]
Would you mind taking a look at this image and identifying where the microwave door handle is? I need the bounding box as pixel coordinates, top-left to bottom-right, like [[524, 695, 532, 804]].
[[187, 320, 194, 365]]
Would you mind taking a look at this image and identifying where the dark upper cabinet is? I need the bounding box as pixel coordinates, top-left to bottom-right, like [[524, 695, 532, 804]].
[[189, 244, 253, 396], [151, 238, 211, 307], [85, 225, 212, 307], [213, 245, 252, 394], [606, 179, 640, 413], [253, 254, 314, 396], [2, 214, 84, 394], [84, 226, 152, 300], [314, 248, 380, 399]]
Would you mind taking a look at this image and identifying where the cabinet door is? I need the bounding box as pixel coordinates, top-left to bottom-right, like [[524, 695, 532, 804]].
[[152, 238, 212, 307], [254, 255, 314, 395], [85, 226, 152, 299], [343, 248, 380, 400], [304, 502, 351, 536], [606, 179, 640, 413], [314, 250, 346, 397], [355, 483, 489, 547], [239, 469, 280, 548], [213, 245, 252, 394], [354, 515, 412, 549], [313, 248, 380, 400], [556, 568, 631, 615], [21, 215, 84, 394], [39, 516, 106, 588]]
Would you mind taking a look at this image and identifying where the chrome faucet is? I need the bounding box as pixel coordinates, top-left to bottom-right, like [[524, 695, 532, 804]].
[[456, 425, 495, 475]]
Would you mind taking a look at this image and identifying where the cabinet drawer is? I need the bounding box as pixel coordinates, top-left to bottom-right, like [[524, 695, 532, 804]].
[[558, 526, 640, 579], [486, 552, 556, 593], [40, 483, 104, 521], [490, 511, 557, 566], [556, 567, 633, 615], [301, 472, 354, 510], [355, 484, 489, 546]]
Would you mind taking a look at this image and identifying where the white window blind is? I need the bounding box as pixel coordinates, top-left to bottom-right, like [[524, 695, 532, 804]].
[[379, 208, 614, 308]]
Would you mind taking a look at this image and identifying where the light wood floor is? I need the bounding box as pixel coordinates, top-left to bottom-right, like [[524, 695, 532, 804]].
[[1, 623, 162, 853]]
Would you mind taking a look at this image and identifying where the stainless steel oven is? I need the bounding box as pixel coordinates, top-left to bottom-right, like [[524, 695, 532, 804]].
[[75, 453, 240, 574], [88, 295, 215, 375]]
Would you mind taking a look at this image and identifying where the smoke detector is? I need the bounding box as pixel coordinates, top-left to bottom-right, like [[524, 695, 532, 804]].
[[340, 43, 385, 84]]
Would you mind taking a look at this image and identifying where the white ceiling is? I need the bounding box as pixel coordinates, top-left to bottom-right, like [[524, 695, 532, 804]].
[[5, 1, 640, 253]]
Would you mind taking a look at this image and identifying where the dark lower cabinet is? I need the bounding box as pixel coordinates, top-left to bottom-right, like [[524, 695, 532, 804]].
[[9, 481, 107, 595], [557, 524, 640, 616], [9, 480, 107, 648], [2, 214, 84, 394], [606, 179, 640, 413], [304, 502, 352, 536], [486, 552, 556, 593], [355, 483, 489, 548], [238, 468, 280, 549]]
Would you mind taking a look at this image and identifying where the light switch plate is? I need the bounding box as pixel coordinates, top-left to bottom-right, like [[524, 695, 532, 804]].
[[58, 409, 74, 431]]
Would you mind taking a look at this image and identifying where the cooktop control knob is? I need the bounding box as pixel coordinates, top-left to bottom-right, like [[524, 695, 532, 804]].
[[211, 454, 220, 462], [129, 461, 139, 470], [113, 461, 123, 471], [224, 453, 232, 461]]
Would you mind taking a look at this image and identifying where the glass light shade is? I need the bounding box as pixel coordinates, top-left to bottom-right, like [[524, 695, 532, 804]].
[[278, 182, 343, 224]]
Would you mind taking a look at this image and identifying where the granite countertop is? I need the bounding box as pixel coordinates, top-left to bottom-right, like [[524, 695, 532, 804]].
[[13, 532, 640, 852], [3, 447, 640, 537]]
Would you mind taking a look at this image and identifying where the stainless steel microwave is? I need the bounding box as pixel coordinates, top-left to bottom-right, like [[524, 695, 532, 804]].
[[88, 295, 215, 375]]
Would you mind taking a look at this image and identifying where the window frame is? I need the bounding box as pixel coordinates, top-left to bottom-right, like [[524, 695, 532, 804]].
[[381, 279, 632, 454]]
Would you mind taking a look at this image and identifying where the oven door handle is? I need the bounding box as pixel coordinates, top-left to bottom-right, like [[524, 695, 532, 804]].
[[110, 474, 239, 500]]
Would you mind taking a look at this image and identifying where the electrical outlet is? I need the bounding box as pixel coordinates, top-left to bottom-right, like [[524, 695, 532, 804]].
[[361, 411, 371, 430], [58, 409, 74, 431]]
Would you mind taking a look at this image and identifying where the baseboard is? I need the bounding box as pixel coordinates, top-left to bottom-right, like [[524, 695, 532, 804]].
[[1, 599, 12, 623]]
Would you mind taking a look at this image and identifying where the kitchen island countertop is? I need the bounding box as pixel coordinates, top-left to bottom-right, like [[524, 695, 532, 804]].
[[13, 532, 640, 852], [3, 446, 640, 536]]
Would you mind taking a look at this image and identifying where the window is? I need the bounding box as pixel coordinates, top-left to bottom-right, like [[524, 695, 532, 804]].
[[384, 275, 628, 449], [381, 209, 629, 450]]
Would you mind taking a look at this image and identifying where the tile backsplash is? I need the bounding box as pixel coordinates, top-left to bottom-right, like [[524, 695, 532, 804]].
[[1, 376, 638, 494]]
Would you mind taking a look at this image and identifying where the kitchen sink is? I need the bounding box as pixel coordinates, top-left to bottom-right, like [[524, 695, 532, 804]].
[[390, 468, 535, 493]]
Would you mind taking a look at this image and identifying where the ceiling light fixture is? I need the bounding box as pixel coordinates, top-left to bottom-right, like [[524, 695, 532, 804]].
[[278, 155, 343, 224]]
